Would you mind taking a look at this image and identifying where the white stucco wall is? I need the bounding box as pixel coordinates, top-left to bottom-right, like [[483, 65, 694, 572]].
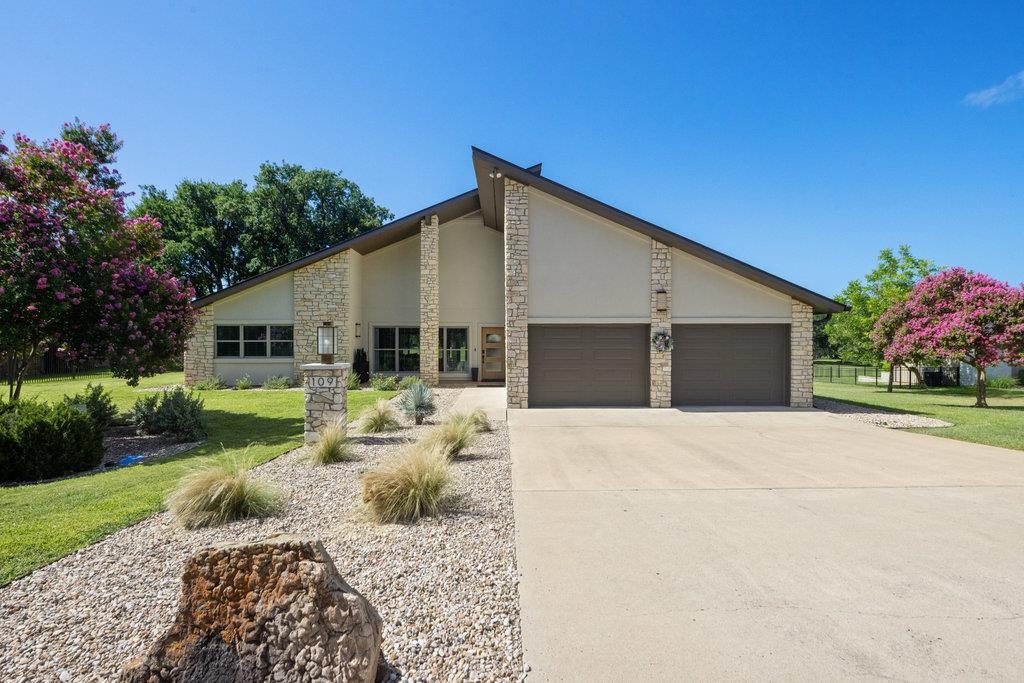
[[208, 274, 296, 385], [361, 233, 421, 328], [527, 188, 650, 321], [671, 249, 793, 322], [349, 250, 364, 355]]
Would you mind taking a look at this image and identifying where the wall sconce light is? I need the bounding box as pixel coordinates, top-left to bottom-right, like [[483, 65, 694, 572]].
[[317, 322, 335, 364], [655, 289, 668, 312], [355, 322, 361, 339]]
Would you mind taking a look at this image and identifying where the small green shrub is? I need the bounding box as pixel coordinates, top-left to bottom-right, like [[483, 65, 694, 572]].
[[346, 371, 362, 391], [398, 381, 435, 425], [309, 422, 356, 465], [0, 400, 105, 482], [63, 382, 118, 431], [193, 375, 224, 391], [422, 416, 478, 459], [233, 374, 254, 390], [130, 387, 206, 441], [358, 399, 402, 434], [167, 452, 283, 529], [263, 375, 291, 390], [361, 445, 452, 523], [987, 376, 1019, 389], [398, 375, 420, 390], [370, 374, 399, 391]]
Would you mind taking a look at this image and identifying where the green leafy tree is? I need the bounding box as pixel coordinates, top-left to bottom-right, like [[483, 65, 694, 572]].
[[242, 162, 393, 273], [825, 246, 937, 367], [134, 180, 252, 298]]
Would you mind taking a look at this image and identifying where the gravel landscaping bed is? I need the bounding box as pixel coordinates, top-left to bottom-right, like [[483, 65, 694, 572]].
[[0, 388, 523, 682], [815, 397, 953, 429]]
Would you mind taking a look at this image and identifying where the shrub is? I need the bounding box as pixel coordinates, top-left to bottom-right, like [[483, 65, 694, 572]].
[[466, 408, 492, 433], [987, 376, 1019, 389], [398, 381, 435, 425], [309, 422, 356, 465], [358, 399, 402, 434], [233, 374, 254, 390], [263, 375, 291, 390], [130, 387, 206, 441], [167, 452, 283, 529], [361, 445, 452, 523], [346, 371, 362, 391], [63, 382, 118, 431], [398, 375, 420, 390], [370, 374, 399, 391], [422, 416, 478, 459], [193, 375, 224, 391], [0, 399, 104, 482], [353, 348, 370, 383]]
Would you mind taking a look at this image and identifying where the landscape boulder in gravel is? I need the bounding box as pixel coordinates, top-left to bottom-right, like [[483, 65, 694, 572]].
[[121, 535, 383, 683]]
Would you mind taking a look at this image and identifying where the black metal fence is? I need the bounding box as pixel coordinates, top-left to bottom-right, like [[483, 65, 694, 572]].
[[1, 348, 107, 386], [813, 361, 960, 388]]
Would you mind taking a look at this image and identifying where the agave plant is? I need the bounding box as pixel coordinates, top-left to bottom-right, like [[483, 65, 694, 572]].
[[398, 380, 436, 425]]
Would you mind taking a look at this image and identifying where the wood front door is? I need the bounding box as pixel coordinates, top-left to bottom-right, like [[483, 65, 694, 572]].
[[480, 326, 506, 381]]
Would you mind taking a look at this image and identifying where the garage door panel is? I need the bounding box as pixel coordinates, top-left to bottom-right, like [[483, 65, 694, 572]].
[[530, 325, 649, 407], [672, 324, 789, 406]]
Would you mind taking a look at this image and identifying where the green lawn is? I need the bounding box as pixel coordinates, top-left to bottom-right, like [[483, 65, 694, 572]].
[[814, 381, 1024, 451], [0, 372, 394, 586]]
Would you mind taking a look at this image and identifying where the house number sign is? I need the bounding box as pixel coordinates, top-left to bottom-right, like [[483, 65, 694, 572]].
[[306, 375, 338, 389]]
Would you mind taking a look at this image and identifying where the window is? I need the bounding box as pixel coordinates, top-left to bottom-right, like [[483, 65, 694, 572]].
[[439, 327, 468, 373], [215, 325, 293, 358], [374, 326, 420, 372]]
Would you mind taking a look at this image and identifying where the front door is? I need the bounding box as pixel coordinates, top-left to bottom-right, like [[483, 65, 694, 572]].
[[480, 326, 506, 381]]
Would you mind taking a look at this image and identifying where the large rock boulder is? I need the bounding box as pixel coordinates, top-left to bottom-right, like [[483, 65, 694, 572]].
[[121, 535, 383, 683]]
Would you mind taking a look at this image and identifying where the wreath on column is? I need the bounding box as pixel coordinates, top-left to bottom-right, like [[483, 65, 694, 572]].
[[651, 330, 674, 352]]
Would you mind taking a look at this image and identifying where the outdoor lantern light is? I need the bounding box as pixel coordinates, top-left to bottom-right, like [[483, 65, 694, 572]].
[[655, 289, 668, 312], [355, 322, 361, 339], [317, 322, 335, 364]]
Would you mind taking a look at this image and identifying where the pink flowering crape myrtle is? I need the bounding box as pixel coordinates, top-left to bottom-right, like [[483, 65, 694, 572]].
[[872, 267, 1024, 407], [0, 122, 195, 400]]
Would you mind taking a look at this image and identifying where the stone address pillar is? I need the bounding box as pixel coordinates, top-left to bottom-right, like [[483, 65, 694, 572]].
[[302, 363, 350, 444]]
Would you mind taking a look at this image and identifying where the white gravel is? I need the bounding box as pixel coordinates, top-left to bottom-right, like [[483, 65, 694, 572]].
[[814, 398, 953, 429], [0, 388, 524, 682]]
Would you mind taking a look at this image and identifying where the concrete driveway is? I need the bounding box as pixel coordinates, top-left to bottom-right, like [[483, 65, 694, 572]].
[[509, 408, 1024, 681]]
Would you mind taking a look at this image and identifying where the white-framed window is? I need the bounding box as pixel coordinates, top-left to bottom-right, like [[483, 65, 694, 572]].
[[439, 327, 469, 373], [374, 326, 420, 372], [216, 325, 293, 358]]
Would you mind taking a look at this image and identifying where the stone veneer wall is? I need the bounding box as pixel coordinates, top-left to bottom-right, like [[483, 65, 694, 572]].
[[302, 363, 350, 444], [650, 240, 673, 408], [293, 250, 350, 379], [183, 307, 215, 385], [504, 178, 530, 409], [419, 215, 440, 386], [790, 300, 814, 407]]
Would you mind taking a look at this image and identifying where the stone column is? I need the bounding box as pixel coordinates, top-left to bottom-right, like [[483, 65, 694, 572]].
[[649, 240, 672, 408], [294, 251, 350, 380], [419, 214, 440, 386], [184, 307, 215, 385], [504, 178, 530, 409], [790, 301, 814, 408], [302, 363, 350, 443]]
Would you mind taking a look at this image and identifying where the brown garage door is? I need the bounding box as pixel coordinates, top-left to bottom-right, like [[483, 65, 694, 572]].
[[529, 325, 649, 407], [672, 324, 789, 405]]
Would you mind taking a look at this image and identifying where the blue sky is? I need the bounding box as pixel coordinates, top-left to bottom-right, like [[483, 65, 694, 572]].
[[4, 1, 1022, 296]]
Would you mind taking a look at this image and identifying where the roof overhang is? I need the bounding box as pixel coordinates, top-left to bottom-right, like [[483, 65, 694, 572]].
[[470, 147, 848, 314]]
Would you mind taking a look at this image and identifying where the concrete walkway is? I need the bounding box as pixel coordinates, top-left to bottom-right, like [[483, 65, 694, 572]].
[[509, 408, 1024, 681], [450, 386, 507, 423]]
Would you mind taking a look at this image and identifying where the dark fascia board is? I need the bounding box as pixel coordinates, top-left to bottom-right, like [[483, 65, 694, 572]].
[[475, 157, 543, 230], [193, 188, 481, 308], [470, 147, 848, 314]]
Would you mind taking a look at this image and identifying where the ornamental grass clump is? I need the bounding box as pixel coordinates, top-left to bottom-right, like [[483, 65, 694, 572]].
[[262, 375, 291, 390], [167, 452, 283, 529], [398, 380, 435, 425], [358, 399, 402, 434], [346, 371, 362, 390], [466, 408, 492, 433], [422, 415, 478, 459], [233, 374, 254, 390], [361, 445, 452, 524], [309, 421, 356, 465]]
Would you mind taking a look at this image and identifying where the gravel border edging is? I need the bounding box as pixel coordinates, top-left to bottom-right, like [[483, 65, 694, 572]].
[[815, 398, 953, 429]]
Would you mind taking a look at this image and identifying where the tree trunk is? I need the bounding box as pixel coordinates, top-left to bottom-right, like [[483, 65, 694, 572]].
[[886, 364, 895, 393], [975, 365, 988, 408], [909, 365, 927, 390], [8, 344, 41, 401]]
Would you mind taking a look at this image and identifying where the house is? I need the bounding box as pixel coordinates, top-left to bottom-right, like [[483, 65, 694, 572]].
[[959, 362, 1021, 387], [184, 148, 847, 408]]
